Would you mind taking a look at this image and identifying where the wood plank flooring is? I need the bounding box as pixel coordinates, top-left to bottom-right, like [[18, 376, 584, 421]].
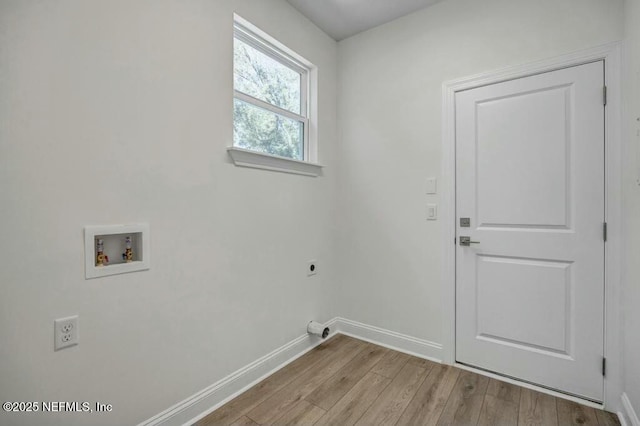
[[194, 335, 620, 426]]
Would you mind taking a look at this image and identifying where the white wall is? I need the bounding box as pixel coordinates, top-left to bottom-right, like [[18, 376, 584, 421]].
[[0, 1, 337, 425], [623, 0, 640, 418], [336, 0, 624, 345]]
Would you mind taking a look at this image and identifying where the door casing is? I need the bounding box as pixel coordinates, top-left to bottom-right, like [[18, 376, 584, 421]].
[[440, 42, 622, 412]]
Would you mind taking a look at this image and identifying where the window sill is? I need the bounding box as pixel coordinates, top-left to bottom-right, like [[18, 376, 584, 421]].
[[227, 147, 324, 177]]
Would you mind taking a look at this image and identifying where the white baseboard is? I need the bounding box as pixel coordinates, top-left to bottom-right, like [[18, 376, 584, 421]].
[[621, 392, 640, 426], [138, 317, 442, 426], [138, 318, 339, 426], [332, 317, 443, 362]]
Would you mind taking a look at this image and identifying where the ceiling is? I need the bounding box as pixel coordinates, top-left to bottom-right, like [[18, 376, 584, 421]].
[[286, 0, 442, 41]]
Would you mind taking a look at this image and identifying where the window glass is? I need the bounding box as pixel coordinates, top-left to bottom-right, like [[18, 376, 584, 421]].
[[234, 38, 301, 115], [233, 98, 304, 160]]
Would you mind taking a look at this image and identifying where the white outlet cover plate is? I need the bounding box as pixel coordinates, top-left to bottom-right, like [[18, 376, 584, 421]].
[[55, 315, 79, 351], [307, 260, 317, 276]]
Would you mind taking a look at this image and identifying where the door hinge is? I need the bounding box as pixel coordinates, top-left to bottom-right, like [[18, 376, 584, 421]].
[[603, 222, 608, 242], [602, 357, 606, 376], [603, 86, 607, 106]]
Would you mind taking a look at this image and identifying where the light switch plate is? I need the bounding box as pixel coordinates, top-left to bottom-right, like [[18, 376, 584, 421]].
[[427, 204, 438, 220], [426, 178, 437, 194]]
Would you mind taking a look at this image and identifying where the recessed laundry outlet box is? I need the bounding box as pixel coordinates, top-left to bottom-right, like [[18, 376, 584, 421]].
[[84, 224, 150, 279]]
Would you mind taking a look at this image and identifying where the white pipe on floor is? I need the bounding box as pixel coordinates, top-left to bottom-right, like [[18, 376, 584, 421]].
[[307, 321, 329, 338]]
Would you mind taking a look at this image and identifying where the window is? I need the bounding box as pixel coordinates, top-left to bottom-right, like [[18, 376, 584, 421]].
[[229, 16, 321, 176]]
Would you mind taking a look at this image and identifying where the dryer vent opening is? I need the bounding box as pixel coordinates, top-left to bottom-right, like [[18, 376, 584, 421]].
[[307, 321, 329, 339]]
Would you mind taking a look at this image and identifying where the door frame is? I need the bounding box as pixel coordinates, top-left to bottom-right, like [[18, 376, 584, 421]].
[[440, 42, 622, 411]]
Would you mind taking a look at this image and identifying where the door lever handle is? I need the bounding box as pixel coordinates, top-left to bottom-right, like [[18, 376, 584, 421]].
[[459, 236, 480, 246]]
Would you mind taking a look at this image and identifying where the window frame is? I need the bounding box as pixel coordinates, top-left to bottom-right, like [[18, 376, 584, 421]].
[[230, 15, 321, 175]]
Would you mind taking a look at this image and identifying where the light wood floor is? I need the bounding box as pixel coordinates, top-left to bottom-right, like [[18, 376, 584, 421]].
[[195, 334, 620, 426]]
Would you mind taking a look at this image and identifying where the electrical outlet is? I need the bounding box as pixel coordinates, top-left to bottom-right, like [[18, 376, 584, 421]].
[[54, 315, 79, 351], [307, 260, 317, 276]]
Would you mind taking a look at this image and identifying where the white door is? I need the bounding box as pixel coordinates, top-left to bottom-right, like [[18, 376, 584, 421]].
[[455, 61, 605, 401]]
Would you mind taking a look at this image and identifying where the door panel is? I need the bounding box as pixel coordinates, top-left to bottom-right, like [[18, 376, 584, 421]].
[[476, 255, 572, 355], [455, 61, 605, 401], [476, 85, 571, 228]]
